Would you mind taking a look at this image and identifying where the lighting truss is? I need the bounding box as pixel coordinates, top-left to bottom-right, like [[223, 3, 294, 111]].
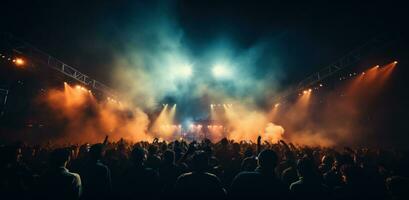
[[275, 32, 398, 102], [1, 33, 116, 97]]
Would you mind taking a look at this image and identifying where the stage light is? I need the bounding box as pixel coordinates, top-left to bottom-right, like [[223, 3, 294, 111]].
[[212, 64, 232, 78], [319, 84, 323, 87], [178, 64, 192, 78], [15, 58, 25, 66], [308, 88, 312, 92], [393, 61, 398, 64], [274, 103, 280, 108], [303, 90, 308, 94]]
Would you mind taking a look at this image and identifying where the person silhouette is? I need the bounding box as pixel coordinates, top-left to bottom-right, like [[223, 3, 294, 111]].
[[230, 149, 288, 199], [174, 151, 226, 200], [40, 148, 82, 200]]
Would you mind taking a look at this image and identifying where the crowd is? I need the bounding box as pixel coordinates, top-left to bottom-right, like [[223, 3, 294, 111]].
[[1, 136, 408, 200]]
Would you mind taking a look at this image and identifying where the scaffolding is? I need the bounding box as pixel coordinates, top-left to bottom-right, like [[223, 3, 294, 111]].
[[1, 33, 116, 97], [275, 32, 398, 102]]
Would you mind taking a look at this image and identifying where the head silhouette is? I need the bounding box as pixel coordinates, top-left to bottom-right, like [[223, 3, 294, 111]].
[[163, 150, 175, 165], [89, 143, 104, 161], [131, 147, 146, 166], [257, 149, 278, 170], [191, 151, 209, 172], [297, 156, 316, 178], [50, 148, 70, 167]]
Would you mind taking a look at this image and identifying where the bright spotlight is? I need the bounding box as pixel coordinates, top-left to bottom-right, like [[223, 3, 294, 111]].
[[274, 103, 280, 108], [212, 64, 231, 78], [15, 58, 25, 66], [393, 61, 398, 64], [179, 65, 192, 78]]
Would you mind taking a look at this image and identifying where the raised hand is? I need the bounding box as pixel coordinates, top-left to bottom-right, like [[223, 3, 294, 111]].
[[103, 135, 109, 146]]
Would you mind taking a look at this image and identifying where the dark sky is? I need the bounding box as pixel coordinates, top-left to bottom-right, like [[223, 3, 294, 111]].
[[1, 0, 406, 86]]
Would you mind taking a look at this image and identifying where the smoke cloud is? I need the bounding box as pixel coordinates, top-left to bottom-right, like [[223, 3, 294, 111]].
[[39, 84, 151, 145], [13, 3, 396, 147]]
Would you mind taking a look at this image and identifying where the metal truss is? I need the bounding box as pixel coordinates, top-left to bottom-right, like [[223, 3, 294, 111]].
[[297, 33, 395, 89], [275, 33, 398, 102], [1, 33, 116, 97]]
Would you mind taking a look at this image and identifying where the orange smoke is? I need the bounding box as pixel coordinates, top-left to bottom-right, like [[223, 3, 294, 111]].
[[150, 104, 179, 140], [271, 62, 397, 147], [41, 84, 151, 144], [221, 102, 285, 143]]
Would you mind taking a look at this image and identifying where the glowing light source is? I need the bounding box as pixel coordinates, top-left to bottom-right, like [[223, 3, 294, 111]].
[[212, 64, 232, 78], [178, 64, 192, 78], [15, 58, 25, 66], [393, 61, 398, 64], [274, 103, 280, 108]]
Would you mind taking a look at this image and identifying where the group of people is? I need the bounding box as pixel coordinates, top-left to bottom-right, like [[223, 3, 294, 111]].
[[1, 136, 408, 200]]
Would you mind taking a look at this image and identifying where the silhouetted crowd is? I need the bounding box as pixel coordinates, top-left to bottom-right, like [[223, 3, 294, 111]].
[[1, 136, 408, 200]]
